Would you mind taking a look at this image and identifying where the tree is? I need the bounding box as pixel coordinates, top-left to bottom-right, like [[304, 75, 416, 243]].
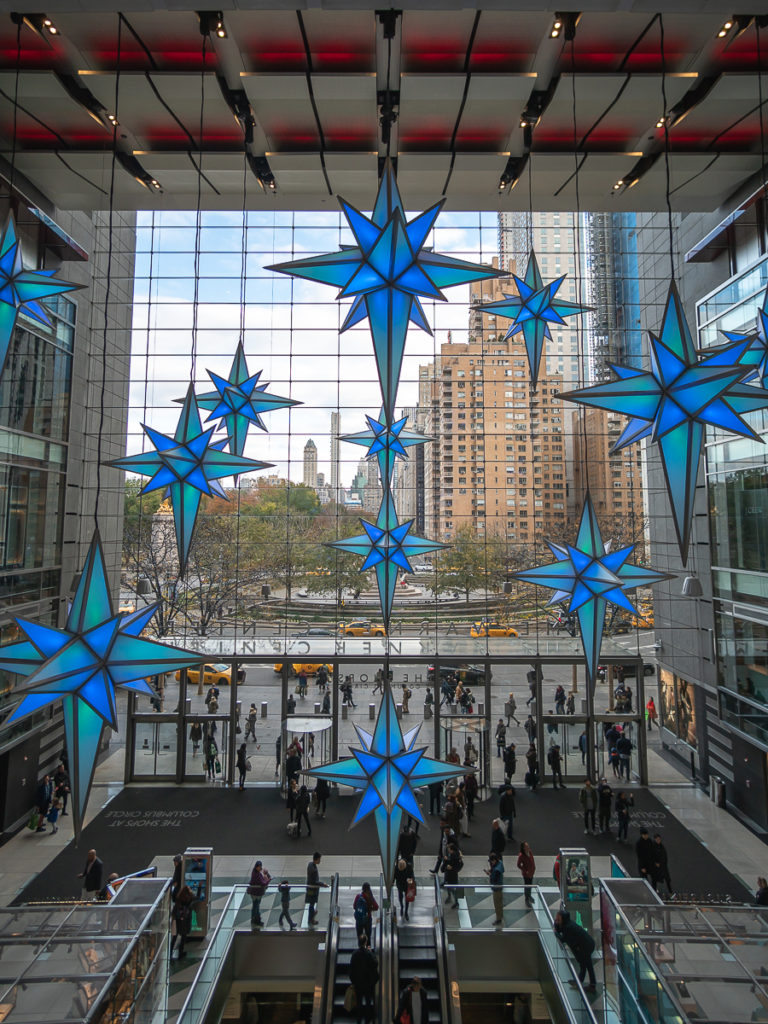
[[433, 524, 507, 603]]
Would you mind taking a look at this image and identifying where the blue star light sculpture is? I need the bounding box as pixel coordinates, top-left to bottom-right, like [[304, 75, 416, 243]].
[[329, 493, 445, 622], [195, 341, 300, 458], [341, 410, 431, 488], [473, 250, 592, 389], [109, 385, 272, 573], [306, 690, 465, 885], [722, 287, 768, 391], [563, 281, 768, 564], [0, 212, 81, 375], [0, 531, 199, 841], [513, 495, 672, 687]]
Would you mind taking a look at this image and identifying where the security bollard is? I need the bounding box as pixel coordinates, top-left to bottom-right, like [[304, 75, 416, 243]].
[[369, 703, 376, 721], [477, 702, 485, 717], [261, 701, 268, 718], [314, 702, 321, 715], [396, 702, 403, 719], [450, 703, 458, 715], [342, 704, 348, 720]]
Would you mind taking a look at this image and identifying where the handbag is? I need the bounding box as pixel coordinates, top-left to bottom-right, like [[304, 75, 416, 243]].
[[406, 881, 417, 903], [27, 811, 40, 831], [344, 986, 356, 1013], [215, 758, 221, 773], [400, 1011, 412, 1024], [245, 759, 252, 772]]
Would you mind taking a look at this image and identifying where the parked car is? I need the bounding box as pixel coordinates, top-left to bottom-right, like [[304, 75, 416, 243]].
[[597, 662, 655, 680], [294, 627, 336, 637], [470, 620, 519, 638], [273, 662, 333, 677], [427, 664, 490, 685], [338, 620, 386, 637], [174, 663, 244, 686]]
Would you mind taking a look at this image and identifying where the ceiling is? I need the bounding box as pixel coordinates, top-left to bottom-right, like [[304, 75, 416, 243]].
[[1, 3, 767, 213]]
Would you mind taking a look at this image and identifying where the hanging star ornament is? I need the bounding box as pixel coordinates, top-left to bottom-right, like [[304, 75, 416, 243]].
[[722, 286, 768, 391], [0, 211, 81, 375], [109, 385, 272, 572], [306, 690, 465, 885], [341, 409, 431, 486], [267, 161, 501, 417], [0, 531, 200, 842], [195, 341, 300, 458], [513, 495, 672, 688], [328, 493, 445, 623], [562, 281, 768, 564], [473, 250, 592, 389]]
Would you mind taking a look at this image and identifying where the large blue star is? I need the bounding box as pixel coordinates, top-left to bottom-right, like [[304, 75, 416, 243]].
[[723, 287, 768, 391], [109, 386, 272, 572], [563, 282, 768, 565], [195, 341, 300, 458], [306, 691, 464, 885], [328, 493, 445, 623], [472, 250, 592, 388], [341, 410, 431, 489], [0, 212, 81, 375], [0, 531, 199, 841], [268, 161, 501, 417], [513, 495, 672, 687]]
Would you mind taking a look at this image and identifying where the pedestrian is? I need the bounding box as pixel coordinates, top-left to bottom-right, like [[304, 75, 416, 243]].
[[248, 860, 271, 928], [547, 744, 564, 788], [278, 880, 296, 929], [447, 747, 461, 766], [499, 784, 516, 840], [503, 743, 517, 784], [397, 826, 419, 864], [286, 745, 302, 783], [616, 732, 633, 780], [287, 692, 296, 715], [274, 734, 281, 777], [525, 743, 539, 791], [615, 790, 634, 842], [298, 670, 308, 699], [305, 852, 328, 924], [286, 779, 299, 822], [349, 934, 379, 1024], [428, 780, 443, 815], [517, 840, 536, 906], [646, 696, 658, 730], [755, 877, 768, 906], [566, 692, 575, 715], [353, 882, 379, 944], [490, 818, 506, 860], [605, 722, 620, 750], [485, 852, 505, 925], [464, 772, 478, 822], [554, 910, 597, 991], [396, 977, 428, 1024], [321, 690, 331, 714], [525, 669, 537, 705], [204, 733, 218, 781], [455, 783, 470, 837], [78, 849, 103, 900], [35, 774, 52, 832], [597, 778, 613, 834], [171, 854, 183, 902], [170, 884, 200, 958], [394, 858, 413, 920], [578, 730, 588, 766], [441, 787, 461, 835], [236, 743, 248, 790], [401, 684, 411, 713], [295, 785, 312, 837], [495, 719, 507, 757], [430, 821, 452, 875], [525, 714, 536, 744], [245, 703, 257, 741], [317, 665, 328, 692], [46, 794, 62, 834], [463, 737, 478, 767], [505, 692, 519, 727], [635, 827, 654, 883], [579, 779, 598, 834], [425, 686, 434, 706], [554, 685, 566, 715], [53, 763, 70, 816], [650, 834, 673, 895], [372, 668, 384, 695], [441, 842, 463, 908], [315, 777, 330, 817]]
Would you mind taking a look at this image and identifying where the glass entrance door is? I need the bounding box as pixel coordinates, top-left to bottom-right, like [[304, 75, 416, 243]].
[[132, 719, 178, 777]]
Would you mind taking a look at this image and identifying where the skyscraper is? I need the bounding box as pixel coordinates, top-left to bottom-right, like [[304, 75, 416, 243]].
[[330, 411, 340, 499], [303, 439, 318, 488]]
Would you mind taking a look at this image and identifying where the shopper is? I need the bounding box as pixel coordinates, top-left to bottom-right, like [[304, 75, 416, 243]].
[[170, 884, 200, 958], [236, 743, 248, 790], [505, 692, 520, 727], [755, 877, 768, 906], [525, 743, 539, 790], [441, 842, 463, 908], [397, 826, 419, 863], [499, 784, 516, 840], [554, 910, 597, 991], [579, 779, 598, 834], [248, 860, 271, 928], [486, 852, 505, 925], [650, 834, 673, 895], [278, 880, 296, 929], [503, 743, 517, 783], [314, 777, 330, 818], [517, 841, 536, 907], [295, 785, 312, 837], [305, 852, 328, 924], [78, 849, 103, 899], [615, 790, 634, 842], [490, 818, 506, 860], [616, 732, 633, 781], [394, 858, 413, 920], [646, 697, 658, 730], [547, 744, 564, 788], [464, 771, 478, 823], [578, 730, 588, 766], [204, 733, 218, 781], [396, 977, 428, 1024], [53, 763, 70, 816], [495, 719, 507, 757], [428, 780, 443, 816], [353, 882, 379, 944], [597, 778, 613, 834], [635, 828, 654, 883], [349, 934, 379, 1024], [245, 703, 258, 741]]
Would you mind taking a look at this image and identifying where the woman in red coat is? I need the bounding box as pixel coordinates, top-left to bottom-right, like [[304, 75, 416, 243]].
[[517, 841, 536, 907]]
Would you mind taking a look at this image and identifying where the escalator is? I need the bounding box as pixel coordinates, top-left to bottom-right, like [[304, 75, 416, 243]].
[[397, 927, 443, 1022], [328, 924, 363, 1023]]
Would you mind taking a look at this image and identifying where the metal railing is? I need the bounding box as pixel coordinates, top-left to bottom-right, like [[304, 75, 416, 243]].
[[433, 874, 461, 1024], [319, 874, 340, 1024]]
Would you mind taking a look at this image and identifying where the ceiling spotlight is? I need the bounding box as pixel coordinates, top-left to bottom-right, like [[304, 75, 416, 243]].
[[520, 118, 528, 128], [108, 113, 119, 126], [656, 116, 666, 128], [717, 19, 734, 37], [613, 180, 623, 190], [150, 179, 161, 190], [44, 18, 58, 35], [216, 20, 226, 38]]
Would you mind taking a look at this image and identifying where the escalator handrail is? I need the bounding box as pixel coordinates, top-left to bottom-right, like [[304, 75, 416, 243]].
[[321, 873, 341, 1024], [536, 892, 600, 1024], [432, 873, 458, 1024], [385, 875, 398, 1024], [377, 873, 388, 1024]]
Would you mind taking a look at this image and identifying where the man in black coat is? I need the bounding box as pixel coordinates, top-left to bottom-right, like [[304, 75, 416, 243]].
[[397, 826, 418, 863], [635, 828, 654, 884], [396, 976, 428, 1023], [499, 785, 516, 840], [35, 775, 52, 832], [79, 849, 103, 900], [490, 818, 506, 859], [503, 743, 517, 783], [349, 934, 378, 1024], [554, 910, 596, 990], [650, 833, 673, 895]]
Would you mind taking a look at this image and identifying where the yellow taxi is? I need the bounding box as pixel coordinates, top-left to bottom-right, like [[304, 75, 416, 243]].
[[174, 663, 238, 687], [273, 662, 332, 676], [338, 620, 387, 637], [470, 620, 519, 638]]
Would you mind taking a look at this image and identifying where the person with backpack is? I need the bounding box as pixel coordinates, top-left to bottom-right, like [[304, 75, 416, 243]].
[[554, 910, 597, 991], [349, 934, 379, 1024], [278, 880, 296, 929], [485, 851, 505, 925], [353, 882, 379, 943], [495, 719, 507, 757], [547, 744, 564, 788], [170, 884, 201, 958]]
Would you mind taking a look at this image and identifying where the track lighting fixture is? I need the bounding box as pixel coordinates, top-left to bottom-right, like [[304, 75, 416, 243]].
[[498, 154, 529, 193], [12, 13, 61, 39], [248, 154, 277, 193], [717, 18, 733, 38], [197, 10, 226, 39], [656, 116, 666, 129], [550, 12, 581, 42]]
